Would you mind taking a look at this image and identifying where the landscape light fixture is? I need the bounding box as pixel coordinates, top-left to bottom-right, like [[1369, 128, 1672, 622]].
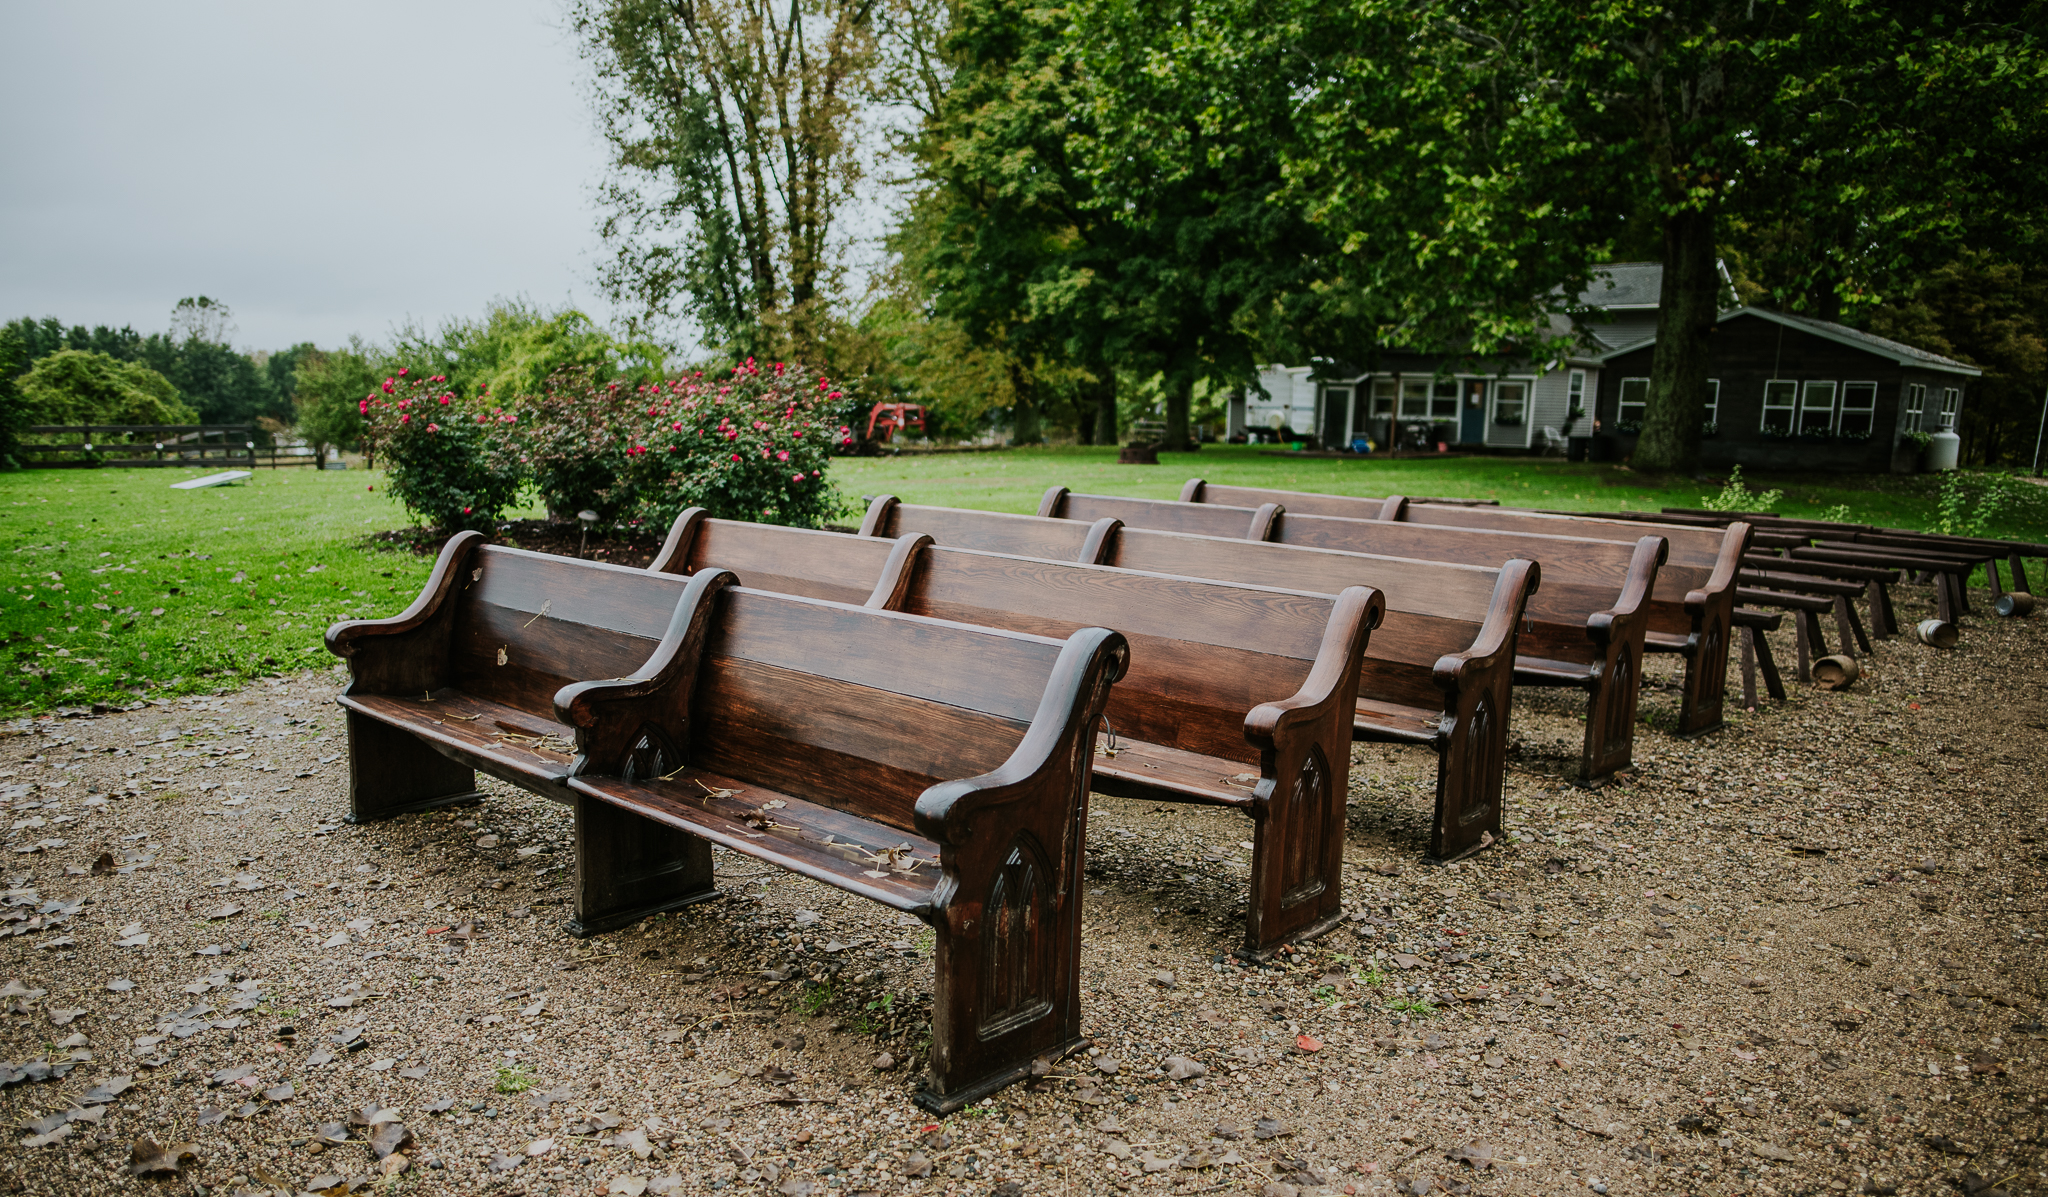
[[578, 509, 599, 559]]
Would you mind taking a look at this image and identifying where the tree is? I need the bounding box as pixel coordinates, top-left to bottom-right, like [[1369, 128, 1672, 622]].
[[388, 300, 665, 403], [169, 296, 235, 344], [0, 325, 30, 469], [138, 335, 285, 427], [292, 339, 384, 468], [1082, 0, 2048, 471], [574, 0, 893, 361], [18, 350, 197, 426]]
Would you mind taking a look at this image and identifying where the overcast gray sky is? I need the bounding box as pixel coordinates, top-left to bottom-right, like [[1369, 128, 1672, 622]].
[[0, 2, 614, 352]]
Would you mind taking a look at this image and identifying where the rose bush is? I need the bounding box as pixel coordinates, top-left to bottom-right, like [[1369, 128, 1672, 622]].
[[619, 359, 854, 527], [500, 368, 644, 522], [360, 370, 524, 533]]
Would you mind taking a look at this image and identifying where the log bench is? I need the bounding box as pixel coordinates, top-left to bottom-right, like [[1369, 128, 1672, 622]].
[[652, 512, 1383, 954], [857, 496, 1536, 861], [1035, 487, 1664, 784], [557, 570, 1130, 1113], [1178, 481, 1747, 738]]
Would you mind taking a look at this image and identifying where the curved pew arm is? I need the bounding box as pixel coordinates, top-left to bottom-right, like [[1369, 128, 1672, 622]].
[[647, 508, 710, 575], [1432, 558, 1539, 692], [1242, 587, 1383, 747], [552, 569, 739, 776], [912, 627, 1130, 846], [325, 530, 485, 660], [1685, 521, 1751, 617], [864, 533, 934, 610], [1586, 536, 1668, 648], [858, 494, 900, 538]]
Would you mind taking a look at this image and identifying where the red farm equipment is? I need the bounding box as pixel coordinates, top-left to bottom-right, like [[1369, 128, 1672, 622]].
[[866, 402, 928, 444]]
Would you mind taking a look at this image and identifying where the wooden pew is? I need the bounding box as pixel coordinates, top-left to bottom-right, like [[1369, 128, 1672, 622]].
[[1178, 480, 1748, 738], [557, 571, 1130, 1113], [858, 496, 1536, 862], [1035, 487, 1664, 784], [650, 513, 1381, 954], [325, 531, 699, 838]]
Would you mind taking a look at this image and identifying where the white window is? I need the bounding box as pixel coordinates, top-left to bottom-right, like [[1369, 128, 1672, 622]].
[[1493, 381, 1528, 426], [1761, 380, 1797, 434], [1799, 381, 1838, 435], [1704, 379, 1721, 428], [1618, 377, 1649, 425], [1567, 371, 1587, 415], [1839, 382, 1877, 436], [1370, 379, 1397, 418], [1399, 380, 1432, 419], [1939, 387, 1960, 429], [1431, 381, 1459, 419], [1903, 383, 1926, 431]]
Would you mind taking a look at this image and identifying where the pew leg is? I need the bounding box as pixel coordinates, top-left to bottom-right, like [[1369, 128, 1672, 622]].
[[1578, 641, 1639, 783], [1831, 595, 1863, 658], [1752, 624, 1787, 701], [1987, 558, 2005, 602], [1867, 581, 1895, 638], [1740, 628, 1758, 712], [1673, 605, 1731, 738], [343, 709, 484, 824], [1243, 733, 1352, 954], [2009, 553, 2030, 595], [1427, 677, 1510, 863], [1793, 612, 1813, 683], [1955, 568, 1975, 615], [1841, 595, 1872, 654], [566, 794, 719, 937]]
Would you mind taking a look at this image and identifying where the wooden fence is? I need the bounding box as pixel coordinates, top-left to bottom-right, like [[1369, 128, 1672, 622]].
[[20, 426, 323, 469]]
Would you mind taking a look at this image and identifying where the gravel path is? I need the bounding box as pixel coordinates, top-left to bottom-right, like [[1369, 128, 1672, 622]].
[[0, 583, 2040, 1197]]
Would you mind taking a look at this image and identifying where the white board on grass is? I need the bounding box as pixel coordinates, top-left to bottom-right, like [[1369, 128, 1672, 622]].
[[170, 471, 252, 490]]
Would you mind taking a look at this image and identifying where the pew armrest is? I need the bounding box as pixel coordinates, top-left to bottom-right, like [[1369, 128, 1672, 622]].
[[1434, 558, 1538, 693], [325, 530, 484, 659], [552, 569, 738, 775], [1587, 535, 1667, 648], [913, 628, 1129, 845]]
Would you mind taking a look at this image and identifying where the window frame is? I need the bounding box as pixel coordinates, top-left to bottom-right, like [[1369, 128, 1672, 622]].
[[1902, 383, 1926, 431], [1567, 370, 1587, 413], [1370, 379, 1397, 418], [1798, 380, 1839, 435], [1761, 379, 1798, 434], [1430, 380, 1460, 420], [1703, 379, 1721, 428], [1399, 379, 1433, 420], [1325, 387, 1354, 437], [1838, 381, 1878, 437], [1491, 379, 1529, 427], [1939, 387, 1961, 429], [1617, 376, 1649, 425]]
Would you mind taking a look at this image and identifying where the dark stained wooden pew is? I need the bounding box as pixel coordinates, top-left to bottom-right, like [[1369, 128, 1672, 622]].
[[857, 496, 1536, 862], [556, 572, 1130, 1113], [1179, 480, 1748, 738], [1034, 487, 1665, 784], [325, 532, 699, 831], [650, 513, 1381, 954]]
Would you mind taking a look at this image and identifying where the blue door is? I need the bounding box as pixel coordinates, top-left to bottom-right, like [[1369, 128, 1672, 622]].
[[1459, 381, 1487, 444]]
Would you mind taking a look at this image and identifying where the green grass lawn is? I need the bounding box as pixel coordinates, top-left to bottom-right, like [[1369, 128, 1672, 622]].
[[1, 449, 2038, 716]]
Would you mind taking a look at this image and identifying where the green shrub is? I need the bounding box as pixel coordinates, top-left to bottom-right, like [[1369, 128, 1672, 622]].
[[17, 349, 197, 425], [1699, 464, 1784, 513], [500, 368, 643, 523], [621, 359, 855, 527], [360, 370, 523, 532]]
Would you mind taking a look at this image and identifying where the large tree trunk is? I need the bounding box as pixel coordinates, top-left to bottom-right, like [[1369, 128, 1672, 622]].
[[1164, 376, 1191, 450], [1092, 372, 1118, 446], [1008, 361, 1043, 445], [1633, 207, 1721, 474]]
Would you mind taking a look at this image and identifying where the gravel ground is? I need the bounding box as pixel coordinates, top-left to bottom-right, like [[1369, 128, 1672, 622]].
[[0, 580, 2040, 1197]]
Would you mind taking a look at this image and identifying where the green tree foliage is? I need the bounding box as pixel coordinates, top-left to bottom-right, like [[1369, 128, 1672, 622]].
[[389, 300, 663, 404], [2, 312, 288, 428], [573, 0, 891, 361], [1859, 254, 2048, 466], [17, 350, 198, 426], [291, 339, 384, 466], [0, 325, 29, 469], [1069, 0, 2048, 471]]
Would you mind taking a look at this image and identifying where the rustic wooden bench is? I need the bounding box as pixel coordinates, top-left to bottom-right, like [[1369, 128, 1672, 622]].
[[858, 496, 1536, 862], [556, 572, 1129, 1113], [325, 531, 702, 828], [653, 511, 1381, 954], [1037, 487, 1664, 784], [1179, 481, 1748, 739]]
